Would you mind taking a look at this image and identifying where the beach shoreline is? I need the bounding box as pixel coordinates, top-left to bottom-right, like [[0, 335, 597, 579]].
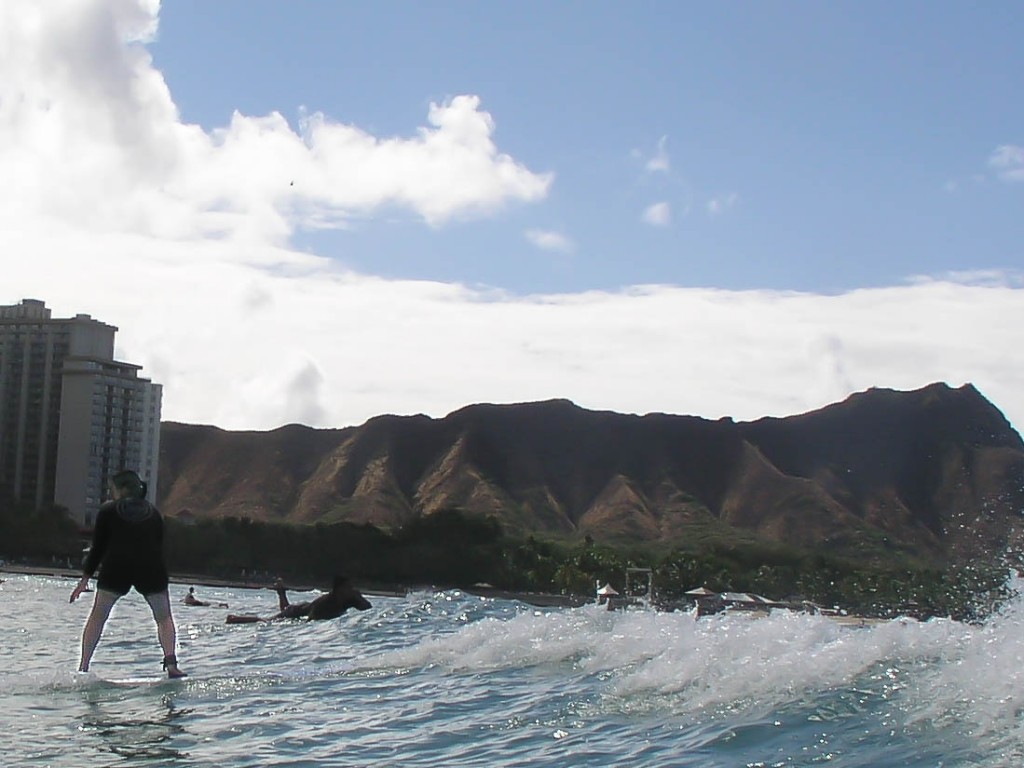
[[2, 565, 899, 622], [0, 564, 584, 605], [0, 563, 407, 597]]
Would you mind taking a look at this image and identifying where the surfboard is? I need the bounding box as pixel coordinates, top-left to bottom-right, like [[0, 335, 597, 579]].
[[105, 675, 174, 686], [226, 613, 263, 624]]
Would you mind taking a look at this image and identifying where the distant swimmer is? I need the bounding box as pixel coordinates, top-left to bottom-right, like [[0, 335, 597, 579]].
[[226, 575, 371, 624], [183, 586, 228, 608], [69, 470, 186, 679]]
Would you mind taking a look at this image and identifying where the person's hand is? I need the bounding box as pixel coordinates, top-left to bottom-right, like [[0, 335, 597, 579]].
[[69, 576, 90, 603]]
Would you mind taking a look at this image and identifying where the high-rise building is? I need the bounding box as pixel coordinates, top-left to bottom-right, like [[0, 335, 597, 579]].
[[0, 299, 161, 525]]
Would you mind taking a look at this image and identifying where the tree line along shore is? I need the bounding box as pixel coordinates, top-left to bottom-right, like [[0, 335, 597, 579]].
[[1, 502, 1017, 622]]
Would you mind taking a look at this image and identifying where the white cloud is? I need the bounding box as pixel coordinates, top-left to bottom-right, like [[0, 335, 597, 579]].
[[642, 202, 671, 226], [707, 193, 738, 215], [525, 229, 574, 253], [0, 0, 551, 243], [646, 136, 670, 173], [3, 0, 1023, 442], [907, 269, 1024, 289], [7, 230, 1024, 436], [989, 144, 1024, 182]]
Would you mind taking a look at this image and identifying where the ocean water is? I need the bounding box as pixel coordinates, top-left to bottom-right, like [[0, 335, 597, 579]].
[[1, 574, 1022, 767]]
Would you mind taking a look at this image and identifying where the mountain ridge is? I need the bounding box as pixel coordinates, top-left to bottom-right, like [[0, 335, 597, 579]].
[[157, 383, 1024, 565]]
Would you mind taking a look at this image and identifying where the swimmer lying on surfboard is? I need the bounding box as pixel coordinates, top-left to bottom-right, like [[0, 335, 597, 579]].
[[227, 575, 371, 624]]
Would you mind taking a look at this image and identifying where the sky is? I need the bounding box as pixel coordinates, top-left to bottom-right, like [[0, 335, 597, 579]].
[[2, 0, 1023, 433]]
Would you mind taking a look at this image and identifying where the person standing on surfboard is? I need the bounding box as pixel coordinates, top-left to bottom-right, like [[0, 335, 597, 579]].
[[69, 469, 186, 679]]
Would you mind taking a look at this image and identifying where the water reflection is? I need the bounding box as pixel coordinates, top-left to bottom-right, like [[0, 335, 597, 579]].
[[77, 693, 192, 762]]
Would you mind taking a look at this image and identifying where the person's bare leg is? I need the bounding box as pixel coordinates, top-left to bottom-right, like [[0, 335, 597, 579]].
[[145, 591, 186, 678], [275, 584, 290, 611], [79, 589, 119, 672]]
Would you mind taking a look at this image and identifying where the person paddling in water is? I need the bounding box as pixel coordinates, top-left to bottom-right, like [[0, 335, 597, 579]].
[[183, 586, 228, 608], [226, 575, 371, 624], [69, 469, 186, 679]]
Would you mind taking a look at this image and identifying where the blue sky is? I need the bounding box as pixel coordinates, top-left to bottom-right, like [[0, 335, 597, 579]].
[[3, 1, 1022, 432], [149, 1, 1023, 294]]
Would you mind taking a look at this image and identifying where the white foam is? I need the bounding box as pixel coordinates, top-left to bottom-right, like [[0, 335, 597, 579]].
[[363, 586, 1024, 739]]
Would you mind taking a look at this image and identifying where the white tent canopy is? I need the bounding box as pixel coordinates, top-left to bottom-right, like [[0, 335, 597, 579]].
[[685, 586, 718, 596]]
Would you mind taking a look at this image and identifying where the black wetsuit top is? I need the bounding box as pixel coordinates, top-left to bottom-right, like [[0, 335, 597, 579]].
[[82, 498, 169, 596], [274, 585, 372, 620], [306, 588, 372, 620]]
